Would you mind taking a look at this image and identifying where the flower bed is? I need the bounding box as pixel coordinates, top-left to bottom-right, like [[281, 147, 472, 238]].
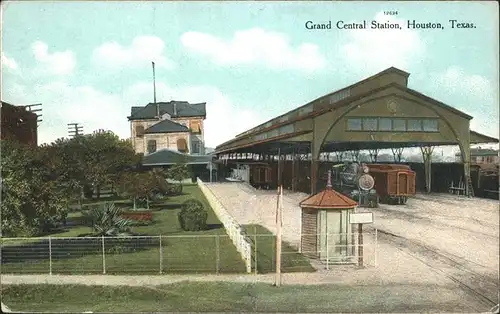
[[121, 212, 153, 221]]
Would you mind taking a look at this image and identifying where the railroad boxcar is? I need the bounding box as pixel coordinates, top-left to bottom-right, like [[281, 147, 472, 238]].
[[249, 164, 273, 189], [367, 163, 416, 204]]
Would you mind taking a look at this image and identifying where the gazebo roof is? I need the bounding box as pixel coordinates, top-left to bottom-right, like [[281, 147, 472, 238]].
[[299, 171, 357, 209]]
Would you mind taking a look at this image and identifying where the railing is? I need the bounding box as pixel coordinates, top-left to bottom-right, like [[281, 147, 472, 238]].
[[197, 178, 252, 273]]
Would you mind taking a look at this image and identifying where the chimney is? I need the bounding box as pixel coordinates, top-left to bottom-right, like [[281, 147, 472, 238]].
[[173, 102, 177, 117], [326, 170, 332, 189]]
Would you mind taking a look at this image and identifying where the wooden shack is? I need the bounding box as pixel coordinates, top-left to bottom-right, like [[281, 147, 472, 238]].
[[299, 170, 357, 264]]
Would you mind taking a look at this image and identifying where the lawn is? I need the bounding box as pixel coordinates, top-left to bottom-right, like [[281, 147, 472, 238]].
[[244, 224, 315, 273], [1, 184, 246, 274], [1, 282, 480, 313]]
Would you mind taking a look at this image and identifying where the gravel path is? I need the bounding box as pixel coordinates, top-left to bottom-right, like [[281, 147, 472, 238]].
[[204, 182, 303, 249]]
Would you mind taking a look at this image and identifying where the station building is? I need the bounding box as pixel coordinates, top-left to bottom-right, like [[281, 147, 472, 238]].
[[213, 67, 498, 197]]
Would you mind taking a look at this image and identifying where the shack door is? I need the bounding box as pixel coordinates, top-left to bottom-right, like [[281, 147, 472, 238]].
[[317, 210, 352, 263]]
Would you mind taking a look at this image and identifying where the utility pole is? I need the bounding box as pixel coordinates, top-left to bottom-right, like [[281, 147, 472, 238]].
[[68, 123, 84, 138], [24, 103, 43, 126]]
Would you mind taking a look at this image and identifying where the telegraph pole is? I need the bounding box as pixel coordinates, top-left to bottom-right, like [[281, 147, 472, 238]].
[[68, 123, 84, 138]]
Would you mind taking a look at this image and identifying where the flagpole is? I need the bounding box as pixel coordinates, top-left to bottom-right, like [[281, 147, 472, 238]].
[[152, 61, 159, 119]]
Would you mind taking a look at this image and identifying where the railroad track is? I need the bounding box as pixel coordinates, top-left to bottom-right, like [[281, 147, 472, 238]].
[[377, 229, 499, 310]]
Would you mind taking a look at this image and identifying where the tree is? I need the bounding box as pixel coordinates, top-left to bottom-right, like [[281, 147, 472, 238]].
[[167, 163, 190, 193], [118, 171, 159, 210], [50, 132, 141, 200], [1, 140, 71, 236], [149, 168, 170, 198]]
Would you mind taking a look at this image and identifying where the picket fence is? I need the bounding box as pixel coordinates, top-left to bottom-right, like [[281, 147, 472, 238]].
[[197, 178, 252, 273]]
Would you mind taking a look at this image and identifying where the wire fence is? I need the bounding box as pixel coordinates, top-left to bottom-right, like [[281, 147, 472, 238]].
[[1, 231, 377, 275]]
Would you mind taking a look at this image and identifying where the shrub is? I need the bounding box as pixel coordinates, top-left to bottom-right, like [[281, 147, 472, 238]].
[[166, 184, 182, 196], [178, 199, 208, 231], [81, 202, 133, 236]]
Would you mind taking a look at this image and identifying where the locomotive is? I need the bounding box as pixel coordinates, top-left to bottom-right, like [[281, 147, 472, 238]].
[[331, 162, 379, 208], [331, 162, 416, 206]]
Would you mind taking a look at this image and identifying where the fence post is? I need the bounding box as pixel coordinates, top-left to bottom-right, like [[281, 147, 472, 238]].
[[374, 228, 378, 267], [326, 233, 329, 271], [49, 236, 52, 275], [254, 226, 257, 275], [159, 235, 163, 274], [215, 235, 220, 275], [102, 235, 106, 274]]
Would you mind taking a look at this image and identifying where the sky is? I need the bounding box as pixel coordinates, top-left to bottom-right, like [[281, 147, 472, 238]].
[[1, 1, 499, 153]]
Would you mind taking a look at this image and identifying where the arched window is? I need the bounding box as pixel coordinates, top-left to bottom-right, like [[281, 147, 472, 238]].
[[136, 125, 145, 138]]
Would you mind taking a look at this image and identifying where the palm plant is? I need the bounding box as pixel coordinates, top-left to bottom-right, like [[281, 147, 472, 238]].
[[82, 202, 132, 236]]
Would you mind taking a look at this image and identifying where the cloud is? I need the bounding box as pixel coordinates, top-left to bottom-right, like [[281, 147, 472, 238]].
[[92, 36, 175, 70], [181, 28, 326, 72], [1, 52, 18, 70], [24, 81, 129, 144], [340, 12, 426, 74], [125, 82, 269, 148], [32, 41, 76, 76], [431, 66, 498, 137], [4, 75, 268, 147]]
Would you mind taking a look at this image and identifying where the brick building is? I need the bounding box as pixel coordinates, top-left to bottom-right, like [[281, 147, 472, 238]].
[[455, 148, 499, 165], [0, 101, 38, 146], [128, 101, 206, 155]]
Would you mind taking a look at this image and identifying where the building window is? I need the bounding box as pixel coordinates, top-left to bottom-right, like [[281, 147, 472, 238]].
[[255, 133, 268, 141], [407, 119, 422, 131], [136, 125, 145, 138], [268, 129, 279, 138], [147, 140, 157, 154], [279, 124, 295, 135], [192, 141, 201, 154], [378, 118, 392, 131], [347, 118, 362, 131], [392, 119, 406, 131], [279, 115, 289, 123], [422, 119, 438, 132], [190, 121, 201, 134], [299, 105, 313, 116], [362, 118, 377, 131], [177, 138, 188, 153]]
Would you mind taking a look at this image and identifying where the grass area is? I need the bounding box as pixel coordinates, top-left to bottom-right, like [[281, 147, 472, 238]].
[[1, 184, 246, 274], [0, 283, 475, 313], [244, 224, 315, 273]]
